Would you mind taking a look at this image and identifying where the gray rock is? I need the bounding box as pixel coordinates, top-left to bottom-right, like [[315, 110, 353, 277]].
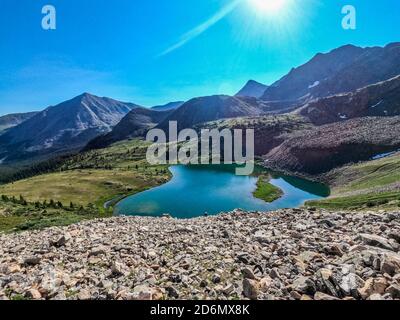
[[166, 286, 180, 299], [243, 279, 259, 300], [292, 276, 316, 295], [23, 256, 41, 266], [359, 234, 394, 251], [385, 285, 400, 299], [242, 268, 256, 280]]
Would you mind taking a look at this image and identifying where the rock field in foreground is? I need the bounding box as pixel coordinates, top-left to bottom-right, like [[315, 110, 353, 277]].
[[0, 209, 400, 300]]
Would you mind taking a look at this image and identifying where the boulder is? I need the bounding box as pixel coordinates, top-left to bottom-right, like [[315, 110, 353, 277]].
[[359, 234, 394, 251], [243, 279, 259, 300], [358, 278, 389, 300], [292, 276, 317, 295], [23, 256, 41, 266], [380, 252, 400, 276]]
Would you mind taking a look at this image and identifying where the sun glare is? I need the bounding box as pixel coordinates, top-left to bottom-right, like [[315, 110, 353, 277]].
[[249, 0, 287, 15]]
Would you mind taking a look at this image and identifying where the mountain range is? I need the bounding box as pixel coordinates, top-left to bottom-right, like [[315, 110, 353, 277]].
[[1, 41, 400, 176], [0, 93, 138, 163], [261, 42, 400, 102]]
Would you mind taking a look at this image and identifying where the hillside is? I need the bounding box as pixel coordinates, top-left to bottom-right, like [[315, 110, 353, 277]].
[[198, 114, 313, 156], [158, 95, 265, 132], [298, 75, 400, 125], [264, 117, 400, 175], [307, 153, 400, 210], [0, 112, 38, 133], [151, 101, 184, 111], [85, 107, 173, 150], [0, 93, 138, 163], [261, 42, 400, 102], [0, 139, 170, 231]]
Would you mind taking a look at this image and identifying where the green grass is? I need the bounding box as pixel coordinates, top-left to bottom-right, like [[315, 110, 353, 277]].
[[0, 139, 172, 232], [0, 199, 107, 233], [0, 169, 161, 208], [0, 139, 170, 209], [307, 153, 400, 210], [328, 153, 400, 195], [306, 191, 400, 210], [253, 175, 283, 203]]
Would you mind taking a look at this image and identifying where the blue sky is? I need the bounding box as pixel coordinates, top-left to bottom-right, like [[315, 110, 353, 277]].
[[0, 0, 399, 115]]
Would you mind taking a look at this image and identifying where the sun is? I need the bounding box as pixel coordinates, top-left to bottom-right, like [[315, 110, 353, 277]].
[[249, 0, 287, 15]]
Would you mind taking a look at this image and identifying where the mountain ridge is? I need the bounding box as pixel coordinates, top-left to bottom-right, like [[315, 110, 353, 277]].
[[151, 101, 184, 112], [0, 111, 38, 133], [261, 42, 400, 102], [0, 93, 140, 163]]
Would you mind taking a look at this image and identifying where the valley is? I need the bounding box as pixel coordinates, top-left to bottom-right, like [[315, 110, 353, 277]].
[[0, 42, 400, 229], [0, 41, 400, 301], [0, 139, 170, 232]]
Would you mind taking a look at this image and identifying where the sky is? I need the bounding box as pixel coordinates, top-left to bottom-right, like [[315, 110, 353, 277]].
[[0, 0, 399, 115]]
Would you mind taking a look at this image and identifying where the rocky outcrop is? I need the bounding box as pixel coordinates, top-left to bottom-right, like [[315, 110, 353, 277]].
[[0, 209, 399, 300], [264, 117, 400, 175]]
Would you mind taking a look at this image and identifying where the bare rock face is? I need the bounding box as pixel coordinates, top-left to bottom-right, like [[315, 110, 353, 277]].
[[0, 208, 399, 300]]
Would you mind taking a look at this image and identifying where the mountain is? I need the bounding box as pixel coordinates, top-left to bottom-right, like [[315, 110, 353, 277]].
[[264, 117, 400, 175], [236, 80, 269, 98], [158, 95, 265, 131], [0, 112, 38, 133], [85, 107, 173, 150], [151, 101, 184, 112], [261, 42, 400, 102], [298, 75, 400, 125], [0, 93, 139, 163]]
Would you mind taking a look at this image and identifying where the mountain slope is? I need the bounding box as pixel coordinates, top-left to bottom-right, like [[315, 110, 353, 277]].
[[0, 112, 38, 133], [298, 75, 400, 125], [261, 42, 400, 102], [158, 95, 265, 131], [236, 80, 268, 98], [0, 93, 139, 163], [85, 107, 173, 150], [151, 101, 184, 112], [264, 117, 400, 175]]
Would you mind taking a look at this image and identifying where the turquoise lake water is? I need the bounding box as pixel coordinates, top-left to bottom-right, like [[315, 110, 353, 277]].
[[115, 165, 330, 218]]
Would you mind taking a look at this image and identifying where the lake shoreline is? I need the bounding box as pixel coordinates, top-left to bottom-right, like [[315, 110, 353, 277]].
[[114, 165, 328, 218]]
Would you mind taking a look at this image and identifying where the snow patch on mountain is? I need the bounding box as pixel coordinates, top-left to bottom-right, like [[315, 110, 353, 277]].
[[308, 81, 320, 89]]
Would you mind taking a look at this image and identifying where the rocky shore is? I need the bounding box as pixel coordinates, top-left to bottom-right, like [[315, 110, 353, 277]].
[[0, 209, 399, 300]]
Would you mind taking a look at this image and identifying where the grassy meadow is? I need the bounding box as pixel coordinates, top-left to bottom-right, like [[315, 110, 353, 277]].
[[0, 139, 171, 232]]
